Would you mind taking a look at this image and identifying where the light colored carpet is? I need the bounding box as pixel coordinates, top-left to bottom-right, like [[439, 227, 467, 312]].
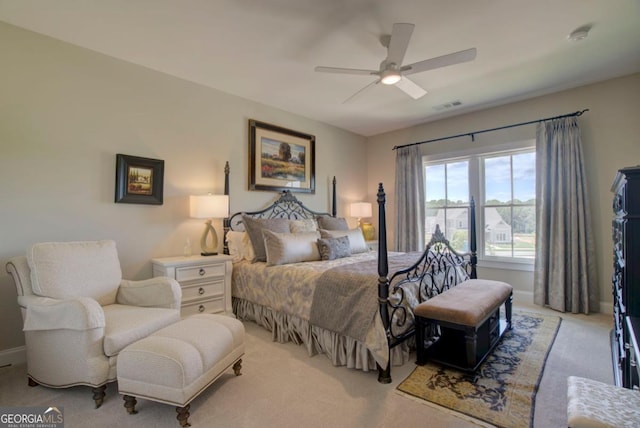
[[0, 302, 612, 427], [397, 311, 561, 428]]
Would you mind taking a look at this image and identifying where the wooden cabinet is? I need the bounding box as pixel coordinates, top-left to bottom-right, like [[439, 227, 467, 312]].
[[611, 166, 640, 388], [152, 255, 233, 317]]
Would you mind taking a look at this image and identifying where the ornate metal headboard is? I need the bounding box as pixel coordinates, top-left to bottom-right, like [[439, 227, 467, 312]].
[[222, 165, 336, 245], [228, 190, 334, 231]]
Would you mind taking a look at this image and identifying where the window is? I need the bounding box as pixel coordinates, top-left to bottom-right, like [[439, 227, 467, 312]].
[[425, 160, 470, 253], [482, 151, 536, 260], [424, 144, 536, 265]]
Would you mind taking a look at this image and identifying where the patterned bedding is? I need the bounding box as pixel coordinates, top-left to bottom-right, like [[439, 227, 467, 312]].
[[232, 251, 423, 369]]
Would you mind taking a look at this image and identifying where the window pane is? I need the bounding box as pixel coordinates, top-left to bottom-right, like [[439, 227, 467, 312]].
[[513, 152, 536, 203], [484, 206, 512, 257], [425, 164, 445, 207], [447, 161, 469, 205], [484, 156, 511, 204], [513, 206, 536, 259], [445, 207, 469, 252]]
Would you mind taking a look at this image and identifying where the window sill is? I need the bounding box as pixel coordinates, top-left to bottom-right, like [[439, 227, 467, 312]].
[[477, 259, 534, 272]]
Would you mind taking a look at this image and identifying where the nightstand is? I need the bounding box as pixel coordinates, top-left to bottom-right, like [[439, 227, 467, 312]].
[[366, 240, 379, 252], [151, 255, 233, 317]]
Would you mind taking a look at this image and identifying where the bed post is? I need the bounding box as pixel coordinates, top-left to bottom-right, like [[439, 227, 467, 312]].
[[376, 183, 392, 384], [331, 176, 337, 217], [469, 196, 477, 279], [223, 161, 230, 255]]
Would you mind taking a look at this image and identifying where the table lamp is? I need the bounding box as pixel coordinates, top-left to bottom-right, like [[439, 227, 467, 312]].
[[190, 194, 229, 256], [350, 202, 375, 241]]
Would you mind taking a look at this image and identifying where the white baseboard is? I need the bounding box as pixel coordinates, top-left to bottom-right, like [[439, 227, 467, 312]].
[[0, 346, 26, 367], [512, 289, 613, 315]]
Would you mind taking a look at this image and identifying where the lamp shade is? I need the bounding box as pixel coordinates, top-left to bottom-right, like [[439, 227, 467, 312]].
[[350, 202, 372, 218], [190, 194, 229, 219]]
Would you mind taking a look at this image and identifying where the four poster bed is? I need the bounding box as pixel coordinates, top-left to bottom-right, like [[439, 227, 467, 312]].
[[224, 173, 478, 383]]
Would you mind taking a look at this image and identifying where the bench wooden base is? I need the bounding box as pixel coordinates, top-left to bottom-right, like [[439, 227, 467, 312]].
[[414, 280, 513, 372]]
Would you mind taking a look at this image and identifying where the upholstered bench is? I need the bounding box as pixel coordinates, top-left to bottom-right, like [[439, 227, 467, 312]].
[[117, 313, 245, 427], [414, 279, 513, 372], [567, 376, 640, 427]]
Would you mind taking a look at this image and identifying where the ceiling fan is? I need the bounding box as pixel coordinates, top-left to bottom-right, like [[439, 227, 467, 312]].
[[314, 23, 477, 103]]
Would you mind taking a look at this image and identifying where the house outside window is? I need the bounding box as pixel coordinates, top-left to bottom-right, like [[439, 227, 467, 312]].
[[424, 141, 536, 268]]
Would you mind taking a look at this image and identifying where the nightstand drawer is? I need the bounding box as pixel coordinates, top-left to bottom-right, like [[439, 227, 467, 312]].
[[181, 280, 224, 302], [176, 263, 225, 281], [181, 298, 225, 317], [152, 254, 233, 317]]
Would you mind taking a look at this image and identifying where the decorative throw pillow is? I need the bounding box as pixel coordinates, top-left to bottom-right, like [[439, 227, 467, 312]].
[[319, 228, 368, 254], [316, 236, 351, 261], [241, 215, 291, 262], [316, 215, 349, 231], [241, 231, 256, 262], [262, 230, 321, 266], [290, 218, 318, 233], [225, 231, 246, 262]]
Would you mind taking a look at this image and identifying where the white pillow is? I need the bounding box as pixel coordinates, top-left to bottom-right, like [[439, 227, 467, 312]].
[[241, 232, 256, 262], [319, 228, 368, 254], [27, 240, 122, 306], [225, 231, 246, 262], [262, 230, 321, 266]]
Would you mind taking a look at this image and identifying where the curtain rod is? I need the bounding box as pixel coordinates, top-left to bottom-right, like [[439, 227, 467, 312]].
[[392, 108, 589, 150]]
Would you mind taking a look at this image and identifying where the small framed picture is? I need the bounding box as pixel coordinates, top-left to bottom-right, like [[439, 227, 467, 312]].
[[248, 119, 315, 194], [115, 154, 164, 205]]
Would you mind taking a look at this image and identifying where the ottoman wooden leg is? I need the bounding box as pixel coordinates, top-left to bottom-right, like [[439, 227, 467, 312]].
[[28, 377, 39, 387], [233, 359, 243, 376], [464, 327, 478, 369], [176, 404, 191, 427], [123, 395, 138, 415], [92, 385, 107, 409]]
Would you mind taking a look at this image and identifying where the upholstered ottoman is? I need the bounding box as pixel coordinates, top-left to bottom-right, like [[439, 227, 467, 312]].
[[117, 314, 245, 427], [567, 376, 640, 427], [414, 279, 513, 372]]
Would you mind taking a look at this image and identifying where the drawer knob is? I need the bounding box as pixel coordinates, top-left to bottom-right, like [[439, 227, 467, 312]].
[[198, 268, 205, 276], [198, 287, 205, 295], [198, 305, 205, 313]]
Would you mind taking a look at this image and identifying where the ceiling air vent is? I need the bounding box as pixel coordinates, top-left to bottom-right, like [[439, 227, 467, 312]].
[[433, 100, 463, 111]]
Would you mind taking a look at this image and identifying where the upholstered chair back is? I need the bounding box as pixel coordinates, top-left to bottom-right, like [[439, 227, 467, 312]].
[[26, 240, 122, 306]]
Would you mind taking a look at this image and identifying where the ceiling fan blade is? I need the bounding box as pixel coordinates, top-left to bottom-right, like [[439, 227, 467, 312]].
[[386, 23, 414, 66], [342, 80, 380, 104], [314, 66, 377, 76], [402, 48, 477, 75], [394, 76, 427, 99]]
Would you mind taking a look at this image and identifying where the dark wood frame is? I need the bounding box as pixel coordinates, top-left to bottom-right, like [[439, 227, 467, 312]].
[[248, 119, 315, 194], [115, 154, 164, 205]]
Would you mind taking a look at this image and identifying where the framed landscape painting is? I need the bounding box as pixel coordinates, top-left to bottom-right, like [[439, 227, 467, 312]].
[[115, 154, 164, 205], [248, 119, 315, 193]]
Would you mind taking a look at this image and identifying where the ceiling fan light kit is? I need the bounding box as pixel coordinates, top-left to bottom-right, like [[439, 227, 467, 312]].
[[315, 22, 477, 102], [380, 69, 401, 85]]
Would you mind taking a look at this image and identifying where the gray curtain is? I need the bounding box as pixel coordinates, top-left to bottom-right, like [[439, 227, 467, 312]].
[[395, 145, 425, 252], [534, 117, 598, 314]]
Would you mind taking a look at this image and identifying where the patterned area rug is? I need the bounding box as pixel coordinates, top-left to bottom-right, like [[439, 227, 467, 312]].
[[397, 311, 561, 428]]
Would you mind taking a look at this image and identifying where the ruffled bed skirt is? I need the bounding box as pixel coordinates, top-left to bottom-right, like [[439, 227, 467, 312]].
[[233, 297, 412, 372]]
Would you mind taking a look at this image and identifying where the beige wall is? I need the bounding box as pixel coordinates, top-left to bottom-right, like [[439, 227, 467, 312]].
[[0, 22, 367, 355], [367, 72, 640, 311]]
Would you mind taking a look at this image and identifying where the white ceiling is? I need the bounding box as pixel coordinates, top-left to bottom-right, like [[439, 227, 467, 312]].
[[1, 0, 639, 136]]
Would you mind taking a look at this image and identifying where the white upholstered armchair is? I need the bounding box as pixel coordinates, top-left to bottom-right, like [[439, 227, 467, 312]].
[[5, 240, 182, 408]]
